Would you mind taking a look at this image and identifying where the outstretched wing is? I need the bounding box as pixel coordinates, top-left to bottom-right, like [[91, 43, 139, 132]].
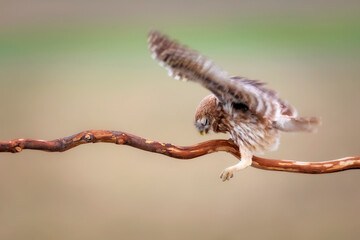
[[148, 30, 296, 120]]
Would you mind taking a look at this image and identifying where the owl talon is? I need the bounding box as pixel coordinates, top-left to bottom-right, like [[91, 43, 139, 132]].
[[220, 167, 236, 182]]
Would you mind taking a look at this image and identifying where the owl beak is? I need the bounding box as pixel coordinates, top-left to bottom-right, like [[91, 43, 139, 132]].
[[199, 129, 209, 135]]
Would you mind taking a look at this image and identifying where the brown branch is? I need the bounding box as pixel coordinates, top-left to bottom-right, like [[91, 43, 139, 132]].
[[1, 130, 359, 174]]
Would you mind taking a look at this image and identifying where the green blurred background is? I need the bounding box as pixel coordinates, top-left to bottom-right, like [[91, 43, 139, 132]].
[[1, 0, 360, 239]]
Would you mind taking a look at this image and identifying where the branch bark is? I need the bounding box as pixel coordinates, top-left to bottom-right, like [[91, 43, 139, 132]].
[[1, 130, 359, 174]]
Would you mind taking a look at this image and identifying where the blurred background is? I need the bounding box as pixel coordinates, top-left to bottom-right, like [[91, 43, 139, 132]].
[[0, 0, 360, 239]]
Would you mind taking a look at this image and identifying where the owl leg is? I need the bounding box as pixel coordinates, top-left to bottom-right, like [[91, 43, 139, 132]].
[[220, 146, 252, 181]]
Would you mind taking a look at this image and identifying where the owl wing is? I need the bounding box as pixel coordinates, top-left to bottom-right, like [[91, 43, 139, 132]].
[[148, 31, 297, 120]]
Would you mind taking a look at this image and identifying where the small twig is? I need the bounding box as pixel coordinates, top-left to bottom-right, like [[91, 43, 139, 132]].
[[1, 130, 359, 174]]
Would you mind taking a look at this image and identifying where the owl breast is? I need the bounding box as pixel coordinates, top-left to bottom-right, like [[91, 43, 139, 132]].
[[229, 119, 280, 154], [210, 98, 280, 153]]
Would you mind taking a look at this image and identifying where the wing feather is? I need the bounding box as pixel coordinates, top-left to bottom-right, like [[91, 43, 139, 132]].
[[148, 30, 296, 120]]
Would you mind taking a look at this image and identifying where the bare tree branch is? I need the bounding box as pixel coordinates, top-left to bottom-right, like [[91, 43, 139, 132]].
[[1, 130, 359, 174]]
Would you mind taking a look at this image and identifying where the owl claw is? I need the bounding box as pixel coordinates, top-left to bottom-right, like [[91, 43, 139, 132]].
[[220, 167, 235, 181], [219, 147, 253, 181]]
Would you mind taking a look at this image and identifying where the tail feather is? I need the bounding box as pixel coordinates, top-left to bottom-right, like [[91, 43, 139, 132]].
[[275, 117, 321, 133]]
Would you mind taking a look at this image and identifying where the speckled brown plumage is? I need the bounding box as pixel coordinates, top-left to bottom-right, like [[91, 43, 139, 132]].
[[148, 30, 320, 181]]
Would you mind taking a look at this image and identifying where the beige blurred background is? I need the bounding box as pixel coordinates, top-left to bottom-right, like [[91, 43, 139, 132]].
[[1, 0, 360, 239]]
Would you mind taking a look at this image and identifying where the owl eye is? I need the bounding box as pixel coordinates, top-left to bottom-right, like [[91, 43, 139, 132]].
[[205, 118, 210, 126], [233, 102, 249, 112], [200, 118, 210, 126]]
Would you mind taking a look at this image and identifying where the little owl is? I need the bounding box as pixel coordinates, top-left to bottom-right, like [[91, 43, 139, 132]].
[[148, 31, 320, 181]]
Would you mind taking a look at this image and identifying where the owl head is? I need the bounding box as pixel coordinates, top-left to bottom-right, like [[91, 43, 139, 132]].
[[194, 95, 222, 135]]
